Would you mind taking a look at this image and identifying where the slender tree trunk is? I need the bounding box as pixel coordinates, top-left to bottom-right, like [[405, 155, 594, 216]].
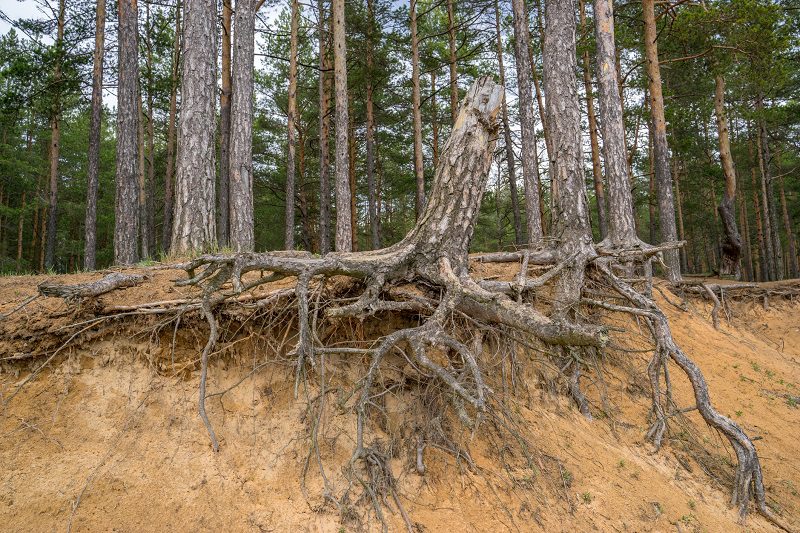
[[749, 139, 768, 281], [737, 169, 754, 282], [163, 0, 181, 253], [674, 162, 689, 273], [755, 124, 776, 280], [228, 0, 256, 251], [137, 90, 150, 258], [410, 0, 425, 220], [494, 0, 522, 245], [647, 122, 657, 245], [366, 0, 379, 249], [544, 0, 593, 318], [318, 0, 332, 254], [348, 93, 357, 251], [115, 0, 140, 265], [431, 71, 440, 170], [145, 4, 156, 252], [44, 0, 66, 271], [172, 0, 217, 253], [580, 0, 607, 240], [642, 0, 680, 280], [84, 0, 105, 270], [594, 0, 638, 247], [17, 191, 25, 269], [529, 0, 553, 230], [332, 0, 351, 251], [218, 0, 232, 246], [446, 0, 458, 125], [297, 125, 313, 250], [511, 0, 543, 245], [713, 74, 741, 276], [284, 0, 300, 249], [776, 147, 798, 278], [756, 99, 783, 280]]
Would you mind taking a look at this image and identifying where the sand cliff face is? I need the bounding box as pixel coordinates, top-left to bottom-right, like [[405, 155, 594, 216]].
[[1, 268, 798, 532]]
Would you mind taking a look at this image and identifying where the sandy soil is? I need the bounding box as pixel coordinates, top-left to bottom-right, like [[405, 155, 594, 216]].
[[1, 265, 798, 532]]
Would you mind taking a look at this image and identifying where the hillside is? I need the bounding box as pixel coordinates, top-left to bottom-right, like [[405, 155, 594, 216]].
[[1, 264, 799, 532]]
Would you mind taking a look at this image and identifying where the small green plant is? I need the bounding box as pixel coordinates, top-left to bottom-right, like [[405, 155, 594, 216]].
[[561, 469, 573, 486], [788, 397, 798, 408], [617, 459, 626, 469], [735, 410, 743, 417], [765, 369, 775, 379], [688, 499, 696, 510], [653, 502, 663, 515], [732, 363, 739, 369], [582, 492, 592, 504], [751, 362, 761, 372]]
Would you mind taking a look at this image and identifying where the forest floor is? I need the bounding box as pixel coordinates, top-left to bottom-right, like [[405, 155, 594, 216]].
[[1, 262, 799, 532]]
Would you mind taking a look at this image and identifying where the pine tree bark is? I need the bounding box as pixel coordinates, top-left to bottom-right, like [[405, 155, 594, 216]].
[[494, 0, 522, 245], [115, 0, 140, 265], [318, 0, 332, 255], [332, 0, 352, 251], [756, 101, 783, 280], [446, 0, 458, 125], [511, 0, 543, 245], [776, 149, 798, 278], [172, 0, 217, 254], [594, 0, 639, 247], [145, 4, 156, 253], [431, 70, 440, 170], [410, 0, 425, 220], [218, 0, 232, 247], [749, 139, 768, 281], [737, 169, 754, 281], [163, 0, 181, 253], [228, 0, 256, 251], [285, 0, 300, 249], [44, 0, 66, 271], [137, 89, 150, 258], [84, 0, 105, 270], [642, 0, 680, 280], [366, 0, 379, 250], [580, 0, 607, 240], [713, 75, 741, 276], [348, 94, 357, 251], [17, 191, 25, 269], [543, 0, 594, 317], [674, 162, 689, 273], [755, 124, 776, 280]]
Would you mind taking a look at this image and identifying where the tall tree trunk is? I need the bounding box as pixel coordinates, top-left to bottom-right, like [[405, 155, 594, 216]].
[[776, 147, 798, 278], [318, 0, 332, 255], [285, 0, 300, 249], [366, 0, 379, 249], [45, 0, 66, 271], [594, 0, 639, 247], [511, 0, 543, 245], [84, 0, 105, 270], [138, 90, 150, 258], [163, 0, 181, 253], [713, 74, 741, 276], [755, 124, 776, 280], [410, 0, 425, 220], [172, 0, 217, 253], [446, 0, 458, 125], [642, 0, 680, 280], [494, 0, 522, 245], [332, 0, 352, 251], [228, 0, 256, 251], [348, 94, 357, 251], [737, 169, 754, 281], [756, 99, 783, 280], [115, 0, 140, 265], [647, 122, 657, 245], [529, 0, 553, 231], [674, 162, 689, 273], [17, 192, 25, 269], [580, 0, 607, 240], [749, 139, 768, 281], [431, 71, 440, 170], [145, 2, 156, 253], [544, 0, 593, 317], [218, 0, 232, 247]]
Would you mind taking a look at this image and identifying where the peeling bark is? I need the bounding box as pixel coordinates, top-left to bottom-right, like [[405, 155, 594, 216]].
[[333, 0, 352, 252], [713, 75, 741, 276]]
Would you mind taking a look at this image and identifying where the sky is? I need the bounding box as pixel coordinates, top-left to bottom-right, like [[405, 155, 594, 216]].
[[0, 0, 42, 35]]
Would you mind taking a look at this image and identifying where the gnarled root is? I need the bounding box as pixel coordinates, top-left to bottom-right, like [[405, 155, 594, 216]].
[[595, 260, 788, 527]]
